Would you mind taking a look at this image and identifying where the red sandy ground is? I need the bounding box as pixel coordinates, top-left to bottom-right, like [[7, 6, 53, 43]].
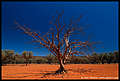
[[2, 64, 119, 80]]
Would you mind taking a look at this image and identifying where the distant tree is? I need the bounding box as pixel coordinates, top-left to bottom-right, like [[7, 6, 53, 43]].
[[1, 50, 6, 65], [103, 53, 109, 64], [113, 51, 119, 63], [3, 50, 15, 64], [22, 51, 33, 66], [91, 52, 100, 64], [69, 56, 81, 64], [28, 51, 33, 64], [14, 52, 21, 64], [46, 53, 58, 64], [81, 57, 90, 64], [38, 57, 48, 64], [86, 54, 95, 64], [107, 52, 114, 64]]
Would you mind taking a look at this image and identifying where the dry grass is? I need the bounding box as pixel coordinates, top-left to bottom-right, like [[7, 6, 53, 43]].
[[2, 64, 119, 80]]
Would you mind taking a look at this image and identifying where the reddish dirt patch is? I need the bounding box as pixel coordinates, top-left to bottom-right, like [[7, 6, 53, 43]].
[[2, 64, 119, 80]]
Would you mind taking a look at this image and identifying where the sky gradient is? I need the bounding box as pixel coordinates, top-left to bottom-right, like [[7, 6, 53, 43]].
[[2, 2, 118, 56]]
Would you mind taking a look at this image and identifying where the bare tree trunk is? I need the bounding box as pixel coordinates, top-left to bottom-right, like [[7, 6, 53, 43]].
[[56, 58, 66, 74], [59, 59, 64, 70]]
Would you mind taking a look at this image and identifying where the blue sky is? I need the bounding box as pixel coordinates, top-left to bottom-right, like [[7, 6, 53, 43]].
[[2, 2, 118, 56]]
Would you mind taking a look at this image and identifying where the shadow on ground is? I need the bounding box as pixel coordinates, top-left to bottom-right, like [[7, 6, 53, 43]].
[[3, 68, 93, 79]]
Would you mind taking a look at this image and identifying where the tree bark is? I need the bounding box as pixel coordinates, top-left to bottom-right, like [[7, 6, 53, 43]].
[[55, 58, 66, 74], [60, 59, 64, 70], [63, 59, 66, 64]]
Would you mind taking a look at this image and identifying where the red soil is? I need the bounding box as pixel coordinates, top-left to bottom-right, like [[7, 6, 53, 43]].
[[2, 64, 119, 80]]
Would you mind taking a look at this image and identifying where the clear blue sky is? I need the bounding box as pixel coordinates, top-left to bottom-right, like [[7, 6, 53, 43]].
[[2, 2, 118, 56]]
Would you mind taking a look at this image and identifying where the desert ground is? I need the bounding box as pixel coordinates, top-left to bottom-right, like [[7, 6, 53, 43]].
[[2, 64, 119, 80]]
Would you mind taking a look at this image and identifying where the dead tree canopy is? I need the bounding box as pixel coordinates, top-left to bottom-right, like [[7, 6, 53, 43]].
[[15, 10, 101, 73]]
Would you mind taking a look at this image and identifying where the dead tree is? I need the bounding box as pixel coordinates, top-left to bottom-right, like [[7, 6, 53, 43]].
[[15, 10, 100, 74]]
